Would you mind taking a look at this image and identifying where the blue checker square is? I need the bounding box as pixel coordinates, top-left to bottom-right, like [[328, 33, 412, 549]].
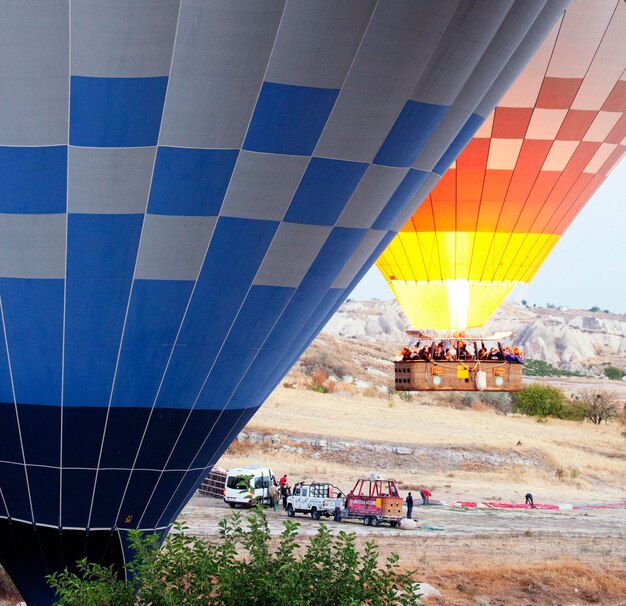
[[374, 100, 448, 168], [433, 113, 485, 175], [0, 146, 67, 213], [243, 82, 339, 156], [285, 157, 368, 226], [148, 147, 239, 216], [70, 76, 168, 147]]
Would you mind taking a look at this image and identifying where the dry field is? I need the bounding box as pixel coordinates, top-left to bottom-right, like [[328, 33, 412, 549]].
[[208, 386, 626, 604], [219, 386, 625, 504]]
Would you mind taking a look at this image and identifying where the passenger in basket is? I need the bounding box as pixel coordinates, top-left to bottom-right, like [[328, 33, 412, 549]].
[[445, 348, 456, 361], [458, 341, 472, 360], [418, 347, 432, 362], [477, 342, 488, 360], [487, 347, 501, 360], [504, 346, 524, 363], [400, 346, 412, 361], [434, 343, 445, 360]]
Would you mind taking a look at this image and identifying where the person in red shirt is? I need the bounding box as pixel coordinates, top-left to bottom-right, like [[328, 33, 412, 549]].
[[420, 488, 431, 505], [279, 474, 287, 488]]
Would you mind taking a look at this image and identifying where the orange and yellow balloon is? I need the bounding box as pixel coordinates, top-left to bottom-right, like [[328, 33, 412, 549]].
[[377, 0, 626, 331]]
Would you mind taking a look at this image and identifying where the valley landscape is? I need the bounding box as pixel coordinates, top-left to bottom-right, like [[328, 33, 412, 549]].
[[186, 300, 626, 605]]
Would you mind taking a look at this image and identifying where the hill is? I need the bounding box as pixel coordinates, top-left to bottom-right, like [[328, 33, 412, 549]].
[[321, 299, 626, 377]]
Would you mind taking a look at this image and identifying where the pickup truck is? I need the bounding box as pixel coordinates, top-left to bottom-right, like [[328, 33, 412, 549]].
[[286, 482, 344, 520]]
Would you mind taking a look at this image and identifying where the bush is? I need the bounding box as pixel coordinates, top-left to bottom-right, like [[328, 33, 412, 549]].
[[572, 389, 622, 425], [603, 366, 624, 381], [511, 384, 569, 418], [47, 510, 418, 606], [300, 349, 348, 380], [398, 391, 413, 402], [310, 369, 329, 393]]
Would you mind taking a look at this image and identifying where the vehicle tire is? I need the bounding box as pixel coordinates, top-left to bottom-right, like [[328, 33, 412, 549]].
[[324, 512, 330, 518], [371, 516, 380, 527], [389, 521, 398, 527], [287, 505, 295, 518], [363, 516, 371, 526], [311, 508, 321, 521], [228, 503, 236, 509]]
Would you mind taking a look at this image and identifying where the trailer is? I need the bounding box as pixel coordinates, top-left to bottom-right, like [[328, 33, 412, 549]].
[[198, 467, 227, 498], [344, 474, 404, 527]]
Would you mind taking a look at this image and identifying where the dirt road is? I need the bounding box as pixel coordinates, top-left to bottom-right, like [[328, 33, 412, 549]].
[[182, 494, 625, 540]]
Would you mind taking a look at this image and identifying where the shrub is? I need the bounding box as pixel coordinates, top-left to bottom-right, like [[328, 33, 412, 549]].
[[588, 306, 601, 312], [603, 366, 624, 381], [48, 510, 418, 606], [398, 391, 413, 402], [310, 369, 329, 393], [300, 348, 348, 380], [511, 384, 568, 418], [572, 389, 622, 425]]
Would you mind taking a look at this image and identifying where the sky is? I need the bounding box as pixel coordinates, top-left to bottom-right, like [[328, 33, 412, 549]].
[[350, 160, 626, 314]]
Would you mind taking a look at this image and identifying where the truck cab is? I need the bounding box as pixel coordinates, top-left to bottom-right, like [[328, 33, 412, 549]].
[[286, 482, 344, 520]]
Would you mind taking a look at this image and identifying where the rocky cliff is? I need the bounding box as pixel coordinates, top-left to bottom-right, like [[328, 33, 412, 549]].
[[322, 299, 626, 376]]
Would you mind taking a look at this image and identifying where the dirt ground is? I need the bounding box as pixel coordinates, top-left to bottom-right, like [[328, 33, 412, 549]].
[[220, 387, 625, 504], [211, 386, 626, 604], [182, 495, 626, 605]]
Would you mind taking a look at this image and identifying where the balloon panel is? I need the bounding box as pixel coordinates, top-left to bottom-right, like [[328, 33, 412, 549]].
[[387, 280, 515, 330], [378, 0, 626, 331]]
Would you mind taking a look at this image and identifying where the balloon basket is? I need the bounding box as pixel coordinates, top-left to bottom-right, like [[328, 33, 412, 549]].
[[394, 360, 522, 392]]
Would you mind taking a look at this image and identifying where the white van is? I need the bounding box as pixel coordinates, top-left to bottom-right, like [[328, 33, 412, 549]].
[[223, 466, 276, 508]]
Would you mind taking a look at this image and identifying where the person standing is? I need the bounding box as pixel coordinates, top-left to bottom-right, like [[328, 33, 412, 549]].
[[525, 492, 535, 509], [420, 488, 431, 505], [281, 483, 290, 510], [269, 483, 279, 512], [333, 495, 343, 522], [405, 492, 413, 519], [279, 474, 287, 489]]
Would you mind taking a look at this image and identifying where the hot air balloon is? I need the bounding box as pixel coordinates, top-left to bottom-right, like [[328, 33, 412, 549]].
[[378, 0, 626, 336], [0, 1, 567, 603]]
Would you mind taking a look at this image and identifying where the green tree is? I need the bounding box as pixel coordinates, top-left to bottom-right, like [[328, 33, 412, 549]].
[[48, 510, 419, 606], [603, 366, 624, 381], [511, 384, 568, 418]]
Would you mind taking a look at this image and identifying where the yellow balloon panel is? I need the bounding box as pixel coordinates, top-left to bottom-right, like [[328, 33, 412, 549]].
[[377, 232, 559, 283], [388, 280, 516, 330]]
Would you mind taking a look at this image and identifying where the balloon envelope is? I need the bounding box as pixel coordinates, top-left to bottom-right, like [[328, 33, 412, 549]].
[[377, 0, 626, 331]]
